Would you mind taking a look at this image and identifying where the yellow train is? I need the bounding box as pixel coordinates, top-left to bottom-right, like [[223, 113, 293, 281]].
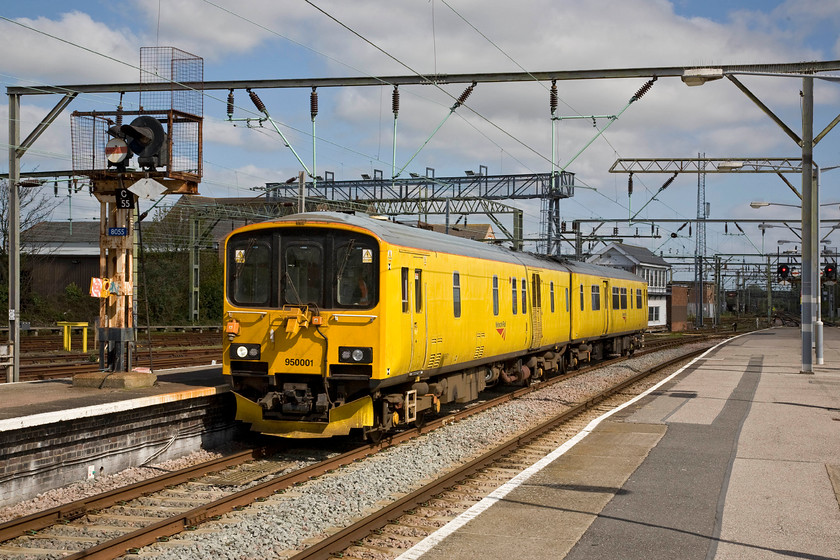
[[223, 212, 647, 439]]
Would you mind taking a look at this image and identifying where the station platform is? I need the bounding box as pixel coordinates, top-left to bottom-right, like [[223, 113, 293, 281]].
[[0, 365, 231, 507], [398, 327, 840, 560], [0, 365, 227, 429]]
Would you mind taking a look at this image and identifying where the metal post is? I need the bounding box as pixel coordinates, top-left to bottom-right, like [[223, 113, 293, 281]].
[[189, 217, 200, 323], [814, 167, 823, 364], [766, 255, 772, 324], [714, 256, 721, 328], [7, 93, 20, 382], [800, 77, 814, 373], [298, 171, 305, 213]]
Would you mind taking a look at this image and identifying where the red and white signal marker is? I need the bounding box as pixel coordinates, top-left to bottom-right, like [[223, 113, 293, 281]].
[[105, 137, 130, 164]]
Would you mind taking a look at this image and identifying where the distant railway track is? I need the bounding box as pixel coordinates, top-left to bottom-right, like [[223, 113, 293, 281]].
[[0, 336, 719, 559], [14, 332, 222, 381]]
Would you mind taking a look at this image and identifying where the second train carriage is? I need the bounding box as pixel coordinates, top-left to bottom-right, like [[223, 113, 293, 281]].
[[223, 212, 646, 439]]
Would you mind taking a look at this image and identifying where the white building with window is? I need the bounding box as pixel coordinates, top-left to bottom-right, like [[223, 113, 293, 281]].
[[586, 242, 671, 330]]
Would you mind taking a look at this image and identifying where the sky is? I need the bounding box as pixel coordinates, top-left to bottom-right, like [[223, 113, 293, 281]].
[[2, 0, 840, 282]]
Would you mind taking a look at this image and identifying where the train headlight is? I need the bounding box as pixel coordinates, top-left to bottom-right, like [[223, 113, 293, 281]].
[[230, 343, 260, 360], [338, 346, 373, 364]]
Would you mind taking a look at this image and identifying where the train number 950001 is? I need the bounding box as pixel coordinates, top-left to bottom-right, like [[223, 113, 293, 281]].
[[285, 358, 315, 367]]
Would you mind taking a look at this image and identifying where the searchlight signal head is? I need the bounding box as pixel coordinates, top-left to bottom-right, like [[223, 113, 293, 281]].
[[777, 263, 790, 280], [105, 115, 168, 172]]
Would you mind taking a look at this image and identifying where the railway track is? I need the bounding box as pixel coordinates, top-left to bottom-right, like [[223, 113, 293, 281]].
[[15, 332, 223, 381], [0, 337, 720, 559]]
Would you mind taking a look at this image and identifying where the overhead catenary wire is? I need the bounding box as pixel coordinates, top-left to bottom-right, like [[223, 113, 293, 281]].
[[4, 10, 718, 257]]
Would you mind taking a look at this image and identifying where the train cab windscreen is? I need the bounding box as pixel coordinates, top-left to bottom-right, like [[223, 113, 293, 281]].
[[227, 228, 378, 309]]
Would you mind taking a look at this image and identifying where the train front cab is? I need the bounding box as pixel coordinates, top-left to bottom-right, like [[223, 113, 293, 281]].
[[223, 222, 385, 438]]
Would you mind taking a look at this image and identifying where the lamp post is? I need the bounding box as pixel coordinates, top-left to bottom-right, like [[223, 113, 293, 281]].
[[685, 70, 818, 372], [752, 193, 840, 364]]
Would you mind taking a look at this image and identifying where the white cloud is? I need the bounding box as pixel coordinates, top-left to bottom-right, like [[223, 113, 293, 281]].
[[0, 12, 140, 84], [3, 0, 839, 240]]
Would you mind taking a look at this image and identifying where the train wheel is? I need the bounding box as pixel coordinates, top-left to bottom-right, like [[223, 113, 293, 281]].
[[363, 426, 384, 443]]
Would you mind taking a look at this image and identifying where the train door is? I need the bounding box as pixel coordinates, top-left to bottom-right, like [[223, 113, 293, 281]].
[[602, 279, 610, 336], [408, 265, 427, 373], [530, 272, 543, 349]]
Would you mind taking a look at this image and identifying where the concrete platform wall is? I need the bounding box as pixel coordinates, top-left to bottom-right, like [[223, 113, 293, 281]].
[[0, 393, 238, 507]]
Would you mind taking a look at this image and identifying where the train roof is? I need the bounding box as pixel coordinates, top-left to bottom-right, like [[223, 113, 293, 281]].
[[561, 260, 645, 282], [266, 211, 526, 265], [248, 212, 644, 282]]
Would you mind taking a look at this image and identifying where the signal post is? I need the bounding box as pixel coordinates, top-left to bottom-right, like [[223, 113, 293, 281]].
[[68, 47, 203, 384], [95, 188, 135, 373]]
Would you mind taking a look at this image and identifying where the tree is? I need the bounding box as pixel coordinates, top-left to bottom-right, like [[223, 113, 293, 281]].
[[0, 180, 63, 323], [0, 179, 63, 254]]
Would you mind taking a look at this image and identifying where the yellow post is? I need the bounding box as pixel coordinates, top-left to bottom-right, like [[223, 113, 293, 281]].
[[57, 322, 89, 352]]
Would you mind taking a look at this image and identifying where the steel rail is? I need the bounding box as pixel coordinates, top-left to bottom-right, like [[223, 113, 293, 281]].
[[0, 447, 271, 543]]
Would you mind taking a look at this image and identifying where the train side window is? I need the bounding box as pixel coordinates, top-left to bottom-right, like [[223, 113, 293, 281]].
[[414, 269, 422, 313], [511, 278, 518, 314], [612, 286, 620, 309], [401, 268, 409, 313], [565, 288, 569, 312], [636, 289, 643, 308], [492, 275, 499, 316], [550, 281, 555, 313], [620, 287, 628, 309], [591, 285, 600, 311], [521, 277, 527, 314], [453, 272, 461, 318], [579, 284, 584, 311]]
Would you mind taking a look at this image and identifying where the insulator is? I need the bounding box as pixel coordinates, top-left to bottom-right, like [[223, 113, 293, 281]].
[[689, 223, 692, 236], [632, 76, 658, 101], [227, 89, 235, 119], [613, 227, 619, 235], [725, 222, 729, 234], [248, 88, 267, 113], [310, 88, 318, 119], [392, 86, 400, 116], [677, 222, 688, 232], [628, 173, 633, 196], [561, 221, 566, 232], [116, 92, 124, 126], [453, 81, 477, 108], [550, 80, 558, 114], [660, 172, 677, 191]]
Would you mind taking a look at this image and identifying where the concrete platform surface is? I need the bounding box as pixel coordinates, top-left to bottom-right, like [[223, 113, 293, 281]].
[[0, 365, 226, 429], [399, 327, 840, 560]]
